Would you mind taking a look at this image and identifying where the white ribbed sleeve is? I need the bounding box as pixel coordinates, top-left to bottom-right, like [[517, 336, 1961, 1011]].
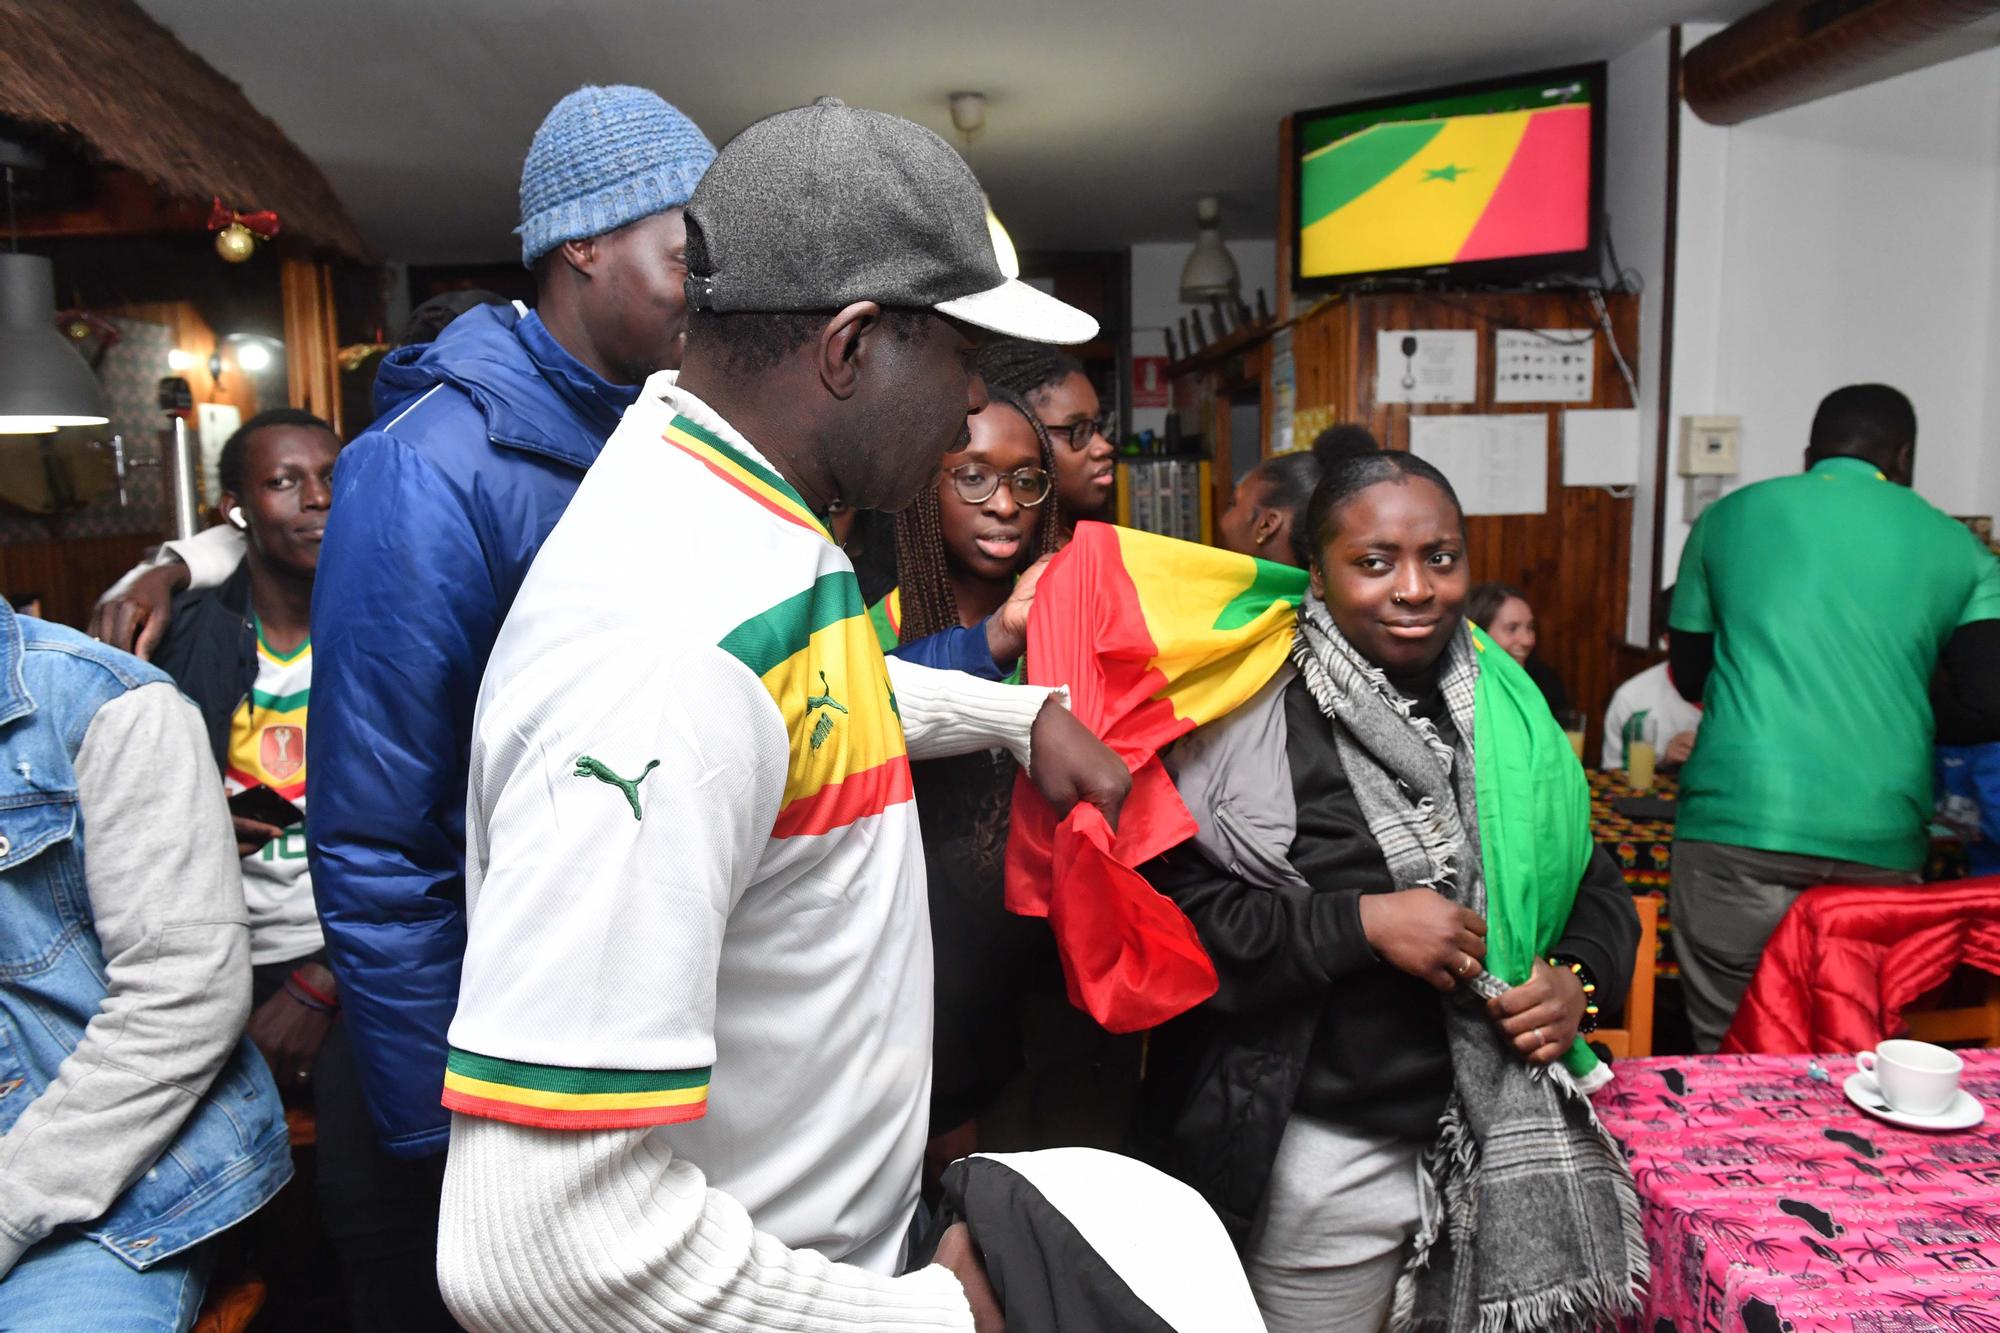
[[438, 1116, 975, 1333], [885, 655, 1066, 768]]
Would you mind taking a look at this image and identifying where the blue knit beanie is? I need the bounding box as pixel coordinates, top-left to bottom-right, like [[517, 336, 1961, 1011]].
[[517, 85, 716, 267]]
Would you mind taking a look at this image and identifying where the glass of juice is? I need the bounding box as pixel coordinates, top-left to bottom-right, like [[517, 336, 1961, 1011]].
[[1556, 710, 1587, 763], [1627, 739, 1657, 793]]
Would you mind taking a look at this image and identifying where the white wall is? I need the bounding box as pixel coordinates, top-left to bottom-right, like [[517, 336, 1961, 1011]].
[[1128, 238, 1278, 442], [1603, 29, 1675, 644], [1662, 42, 2000, 578]]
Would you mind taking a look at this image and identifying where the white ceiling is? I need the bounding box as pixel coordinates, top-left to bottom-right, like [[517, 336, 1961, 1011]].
[[137, 0, 1758, 265]]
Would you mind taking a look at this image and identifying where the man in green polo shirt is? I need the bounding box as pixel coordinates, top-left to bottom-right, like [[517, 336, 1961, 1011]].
[[1667, 383, 2000, 1050]]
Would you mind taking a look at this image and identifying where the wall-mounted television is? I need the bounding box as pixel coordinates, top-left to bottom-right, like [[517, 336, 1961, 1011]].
[[1291, 62, 1605, 290]]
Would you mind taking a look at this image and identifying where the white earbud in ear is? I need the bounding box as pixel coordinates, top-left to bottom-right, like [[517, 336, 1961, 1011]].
[[227, 507, 247, 530]]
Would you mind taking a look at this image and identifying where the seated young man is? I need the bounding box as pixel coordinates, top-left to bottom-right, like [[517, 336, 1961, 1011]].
[[156, 410, 341, 1070], [1601, 585, 1702, 771], [0, 597, 288, 1329]]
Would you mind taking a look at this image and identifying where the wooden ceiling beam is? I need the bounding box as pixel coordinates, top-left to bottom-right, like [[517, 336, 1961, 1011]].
[[1685, 0, 2000, 125]]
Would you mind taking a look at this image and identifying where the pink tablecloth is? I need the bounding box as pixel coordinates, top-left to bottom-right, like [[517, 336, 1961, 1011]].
[[1595, 1053, 2000, 1333]]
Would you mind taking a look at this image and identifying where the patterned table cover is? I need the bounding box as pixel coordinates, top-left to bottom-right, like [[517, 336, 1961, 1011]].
[[1591, 769, 1680, 976], [1592, 769, 1680, 893], [1596, 1053, 2000, 1333]]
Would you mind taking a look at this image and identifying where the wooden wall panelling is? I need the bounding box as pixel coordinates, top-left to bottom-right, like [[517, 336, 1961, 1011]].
[[1299, 290, 1642, 762], [0, 533, 160, 630], [282, 258, 342, 435]]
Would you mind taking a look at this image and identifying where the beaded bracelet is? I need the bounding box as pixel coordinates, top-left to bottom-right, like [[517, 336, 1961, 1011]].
[[1548, 956, 1600, 1035]]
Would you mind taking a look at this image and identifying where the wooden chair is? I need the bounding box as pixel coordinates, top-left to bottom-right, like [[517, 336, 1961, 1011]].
[[285, 1106, 317, 1148], [1905, 970, 2000, 1047], [1593, 895, 1660, 1060], [192, 1275, 266, 1333]]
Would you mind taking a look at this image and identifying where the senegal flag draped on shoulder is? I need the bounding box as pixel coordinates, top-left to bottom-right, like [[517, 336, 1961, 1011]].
[[1012, 523, 1607, 1082], [1005, 523, 1310, 1031]]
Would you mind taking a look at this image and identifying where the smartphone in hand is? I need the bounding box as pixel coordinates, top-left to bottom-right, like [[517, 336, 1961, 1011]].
[[228, 784, 304, 832]]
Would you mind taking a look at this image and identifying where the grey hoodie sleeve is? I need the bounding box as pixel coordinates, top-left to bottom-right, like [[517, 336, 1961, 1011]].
[[0, 682, 251, 1277]]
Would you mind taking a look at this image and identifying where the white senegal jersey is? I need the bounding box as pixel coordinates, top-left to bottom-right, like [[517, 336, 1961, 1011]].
[[447, 372, 931, 1274]]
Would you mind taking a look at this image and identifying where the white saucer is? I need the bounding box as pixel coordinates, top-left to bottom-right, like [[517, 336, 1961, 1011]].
[[1843, 1072, 1986, 1131]]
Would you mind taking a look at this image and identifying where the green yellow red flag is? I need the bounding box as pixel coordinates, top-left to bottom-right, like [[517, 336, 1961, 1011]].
[[1004, 523, 1308, 1031], [1009, 521, 1605, 1085]]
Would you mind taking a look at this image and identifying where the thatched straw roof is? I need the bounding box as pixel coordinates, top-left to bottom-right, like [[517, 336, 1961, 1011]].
[[0, 0, 369, 260]]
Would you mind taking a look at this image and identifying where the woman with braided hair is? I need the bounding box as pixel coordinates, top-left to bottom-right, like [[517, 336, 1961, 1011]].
[[977, 339, 1118, 527], [873, 386, 1064, 672], [867, 388, 1072, 1185]]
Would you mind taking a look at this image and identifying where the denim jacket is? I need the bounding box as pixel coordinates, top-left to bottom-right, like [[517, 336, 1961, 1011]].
[[0, 608, 290, 1270]]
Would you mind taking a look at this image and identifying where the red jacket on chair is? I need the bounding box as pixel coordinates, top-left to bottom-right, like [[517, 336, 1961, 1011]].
[[1722, 877, 2000, 1054]]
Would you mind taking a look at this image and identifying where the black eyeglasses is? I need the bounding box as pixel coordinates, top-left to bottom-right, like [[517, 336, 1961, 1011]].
[[945, 463, 1052, 507], [1037, 414, 1116, 453]]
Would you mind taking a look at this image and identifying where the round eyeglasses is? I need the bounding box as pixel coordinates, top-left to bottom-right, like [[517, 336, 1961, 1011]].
[[1037, 414, 1116, 453], [945, 462, 1052, 507]]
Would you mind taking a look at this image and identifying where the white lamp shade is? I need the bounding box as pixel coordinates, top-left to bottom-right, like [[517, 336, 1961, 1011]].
[[0, 254, 109, 434], [1178, 196, 1239, 304]]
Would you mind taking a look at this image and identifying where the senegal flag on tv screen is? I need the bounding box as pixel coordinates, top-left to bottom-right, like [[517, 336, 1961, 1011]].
[[1298, 77, 1592, 279]]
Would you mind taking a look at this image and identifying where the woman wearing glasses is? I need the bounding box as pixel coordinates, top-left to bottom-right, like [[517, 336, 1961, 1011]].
[[868, 388, 1061, 682], [868, 387, 1068, 1190], [977, 340, 1119, 528]]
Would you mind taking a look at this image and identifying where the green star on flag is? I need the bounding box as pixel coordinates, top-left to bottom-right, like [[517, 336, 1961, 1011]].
[[1423, 164, 1469, 182]]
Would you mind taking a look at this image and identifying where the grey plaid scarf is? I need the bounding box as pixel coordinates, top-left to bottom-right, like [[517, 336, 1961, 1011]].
[[1291, 599, 1644, 1333]]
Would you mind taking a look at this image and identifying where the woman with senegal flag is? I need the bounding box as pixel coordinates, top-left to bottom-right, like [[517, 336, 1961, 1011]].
[[1007, 452, 1643, 1331], [1133, 451, 1643, 1332]]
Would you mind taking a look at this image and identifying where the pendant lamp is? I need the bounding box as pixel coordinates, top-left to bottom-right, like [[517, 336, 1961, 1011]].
[[1178, 196, 1240, 305], [0, 149, 110, 435], [0, 253, 109, 434]]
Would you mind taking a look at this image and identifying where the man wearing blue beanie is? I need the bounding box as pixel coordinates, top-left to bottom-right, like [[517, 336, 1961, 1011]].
[[258, 86, 713, 1332]]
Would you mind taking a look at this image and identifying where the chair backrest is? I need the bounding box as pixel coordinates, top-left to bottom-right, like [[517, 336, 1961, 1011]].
[[1593, 894, 1660, 1061], [1904, 971, 2000, 1047]]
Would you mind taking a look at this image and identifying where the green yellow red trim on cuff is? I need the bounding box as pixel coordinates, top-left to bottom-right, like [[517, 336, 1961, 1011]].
[[441, 1048, 711, 1130]]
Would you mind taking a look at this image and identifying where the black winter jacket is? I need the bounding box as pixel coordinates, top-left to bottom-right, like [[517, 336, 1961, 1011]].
[[153, 564, 257, 768], [1131, 670, 1638, 1244]]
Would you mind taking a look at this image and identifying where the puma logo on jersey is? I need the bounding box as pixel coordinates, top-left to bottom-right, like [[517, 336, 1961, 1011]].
[[572, 755, 660, 821], [807, 671, 846, 751]]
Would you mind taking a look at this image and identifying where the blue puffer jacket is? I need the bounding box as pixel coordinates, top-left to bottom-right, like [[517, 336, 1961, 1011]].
[[307, 305, 638, 1156], [1938, 743, 2000, 876]]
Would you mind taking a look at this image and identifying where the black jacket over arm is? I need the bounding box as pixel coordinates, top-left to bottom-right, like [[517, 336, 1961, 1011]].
[[1132, 673, 1637, 1241], [151, 565, 257, 768]]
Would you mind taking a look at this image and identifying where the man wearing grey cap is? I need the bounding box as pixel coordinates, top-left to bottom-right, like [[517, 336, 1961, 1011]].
[[437, 98, 1123, 1332]]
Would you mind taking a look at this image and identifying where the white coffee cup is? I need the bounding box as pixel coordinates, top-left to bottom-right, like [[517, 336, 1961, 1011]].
[[1856, 1039, 1963, 1117]]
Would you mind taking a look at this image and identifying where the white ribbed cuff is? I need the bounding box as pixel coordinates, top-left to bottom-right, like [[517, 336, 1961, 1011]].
[[159, 523, 248, 591], [886, 656, 1068, 768]]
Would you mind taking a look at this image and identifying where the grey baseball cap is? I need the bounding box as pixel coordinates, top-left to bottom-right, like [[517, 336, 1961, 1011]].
[[684, 97, 1097, 345]]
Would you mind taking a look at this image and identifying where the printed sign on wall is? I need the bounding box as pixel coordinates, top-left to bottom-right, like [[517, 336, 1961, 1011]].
[[1375, 330, 1477, 404]]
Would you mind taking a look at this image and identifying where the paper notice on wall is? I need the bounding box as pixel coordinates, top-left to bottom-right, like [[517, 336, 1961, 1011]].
[[1561, 409, 1641, 487], [1494, 329, 1595, 403], [1376, 330, 1477, 404], [1409, 413, 1547, 515]]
